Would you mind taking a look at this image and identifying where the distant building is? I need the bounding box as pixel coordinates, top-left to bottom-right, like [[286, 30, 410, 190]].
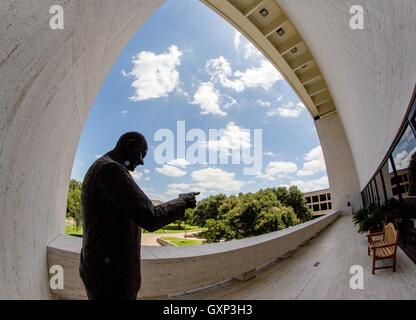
[[303, 188, 332, 216]]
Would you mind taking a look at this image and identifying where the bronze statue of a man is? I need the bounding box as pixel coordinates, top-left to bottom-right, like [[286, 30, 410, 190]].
[[79, 132, 198, 300]]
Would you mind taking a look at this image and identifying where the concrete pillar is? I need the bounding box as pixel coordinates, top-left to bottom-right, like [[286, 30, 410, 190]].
[[315, 113, 361, 215]]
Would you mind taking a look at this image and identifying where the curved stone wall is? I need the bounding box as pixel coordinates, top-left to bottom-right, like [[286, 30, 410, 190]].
[[0, 0, 165, 299]]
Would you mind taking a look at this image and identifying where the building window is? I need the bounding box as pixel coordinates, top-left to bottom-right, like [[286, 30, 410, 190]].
[[328, 202, 332, 210], [390, 125, 416, 199], [313, 204, 320, 212], [392, 126, 416, 172], [306, 197, 311, 203], [319, 194, 327, 202], [327, 193, 331, 200], [320, 203, 328, 211], [312, 195, 319, 203]]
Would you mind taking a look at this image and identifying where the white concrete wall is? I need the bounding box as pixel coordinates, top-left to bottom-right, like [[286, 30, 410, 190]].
[[0, 0, 164, 299], [277, 0, 416, 189], [47, 212, 340, 299], [315, 113, 361, 214]]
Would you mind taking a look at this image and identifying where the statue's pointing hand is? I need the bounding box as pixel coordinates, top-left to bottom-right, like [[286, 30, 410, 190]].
[[179, 192, 200, 209]]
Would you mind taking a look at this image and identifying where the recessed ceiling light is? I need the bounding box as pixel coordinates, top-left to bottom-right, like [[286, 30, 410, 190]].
[[291, 47, 298, 54], [259, 8, 269, 17], [277, 28, 285, 36]]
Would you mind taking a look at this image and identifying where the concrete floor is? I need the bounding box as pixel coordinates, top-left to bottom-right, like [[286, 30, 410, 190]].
[[173, 215, 416, 300]]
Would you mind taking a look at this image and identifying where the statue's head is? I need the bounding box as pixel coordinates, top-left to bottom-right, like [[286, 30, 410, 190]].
[[113, 132, 148, 171]]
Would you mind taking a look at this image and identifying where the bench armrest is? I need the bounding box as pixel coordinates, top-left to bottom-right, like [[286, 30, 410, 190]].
[[366, 231, 383, 237], [370, 243, 396, 249]]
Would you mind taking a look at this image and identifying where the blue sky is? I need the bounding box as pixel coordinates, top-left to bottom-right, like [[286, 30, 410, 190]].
[[71, 0, 329, 201]]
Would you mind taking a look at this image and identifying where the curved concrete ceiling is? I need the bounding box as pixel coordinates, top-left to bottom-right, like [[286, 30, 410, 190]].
[[203, 0, 336, 119], [204, 0, 416, 187]]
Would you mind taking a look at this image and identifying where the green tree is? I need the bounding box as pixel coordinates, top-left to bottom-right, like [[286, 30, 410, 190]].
[[66, 180, 82, 229], [201, 186, 311, 243], [192, 194, 227, 226], [286, 186, 312, 222], [255, 206, 300, 234]]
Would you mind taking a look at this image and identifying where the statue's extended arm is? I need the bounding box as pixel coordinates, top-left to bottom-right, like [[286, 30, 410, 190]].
[[98, 163, 188, 232]]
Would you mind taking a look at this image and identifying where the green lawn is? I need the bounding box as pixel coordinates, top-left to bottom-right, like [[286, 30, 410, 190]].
[[65, 222, 203, 236], [142, 223, 203, 234], [65, 224, 83, 237], [161, 237, 204, 246]]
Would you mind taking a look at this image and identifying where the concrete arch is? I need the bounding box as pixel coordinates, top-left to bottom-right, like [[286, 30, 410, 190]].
[[1, 0, 415, 299]]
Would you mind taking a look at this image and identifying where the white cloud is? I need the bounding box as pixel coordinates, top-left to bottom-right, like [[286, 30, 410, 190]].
[[144, 169, 150, 174], [202, 122, 251, 157], [290, 176, 329, 193], [156, 164, 186, 177], [234, 32, 242, 51], [191, 167, 245, 193], [235, 59, 282, 90], [165, 183, 191, 196], [267, 102, 305, 118], [257, 99, 271, 107], [264, 151, 275, 157], [161, 168, 245, 198], [394, 146, 416, 170], [205, 57, 245, 92], [124, 45, 183, 101], [121, 110, 129, 116], [167, 158, 191, 169], [297, 102, 306, 109], [191, 82, 227, 116], [257, 161, 298, 181], [205, 56, 283, 93], [233, 31, 263, 60], [175, 82, 189, 98], [130, 170, 143, 181], [224, 95, 238, 109], [297, 146, 326, 176], [143, 187, 167, 202], [94, 154, 103, 159]]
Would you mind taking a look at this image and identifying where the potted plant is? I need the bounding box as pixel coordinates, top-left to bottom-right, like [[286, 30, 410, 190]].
[[353, 200, 398, 233]]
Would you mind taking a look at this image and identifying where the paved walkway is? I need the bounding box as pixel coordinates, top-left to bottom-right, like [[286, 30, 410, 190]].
[[172, 215, 416, 299]]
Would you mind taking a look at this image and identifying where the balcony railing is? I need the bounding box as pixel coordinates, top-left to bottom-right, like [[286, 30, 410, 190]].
[[47, 211, 340, 299]]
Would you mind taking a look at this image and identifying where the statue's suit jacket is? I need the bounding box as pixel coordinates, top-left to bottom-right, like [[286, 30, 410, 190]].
[[79, 155, 186, 300]]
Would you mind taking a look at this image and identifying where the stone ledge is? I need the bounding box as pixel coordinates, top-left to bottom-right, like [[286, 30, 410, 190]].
[[47, 211, 340, 299]]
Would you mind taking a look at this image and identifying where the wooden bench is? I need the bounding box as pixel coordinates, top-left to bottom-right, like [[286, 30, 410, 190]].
[[367, 223, 399, 274]]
